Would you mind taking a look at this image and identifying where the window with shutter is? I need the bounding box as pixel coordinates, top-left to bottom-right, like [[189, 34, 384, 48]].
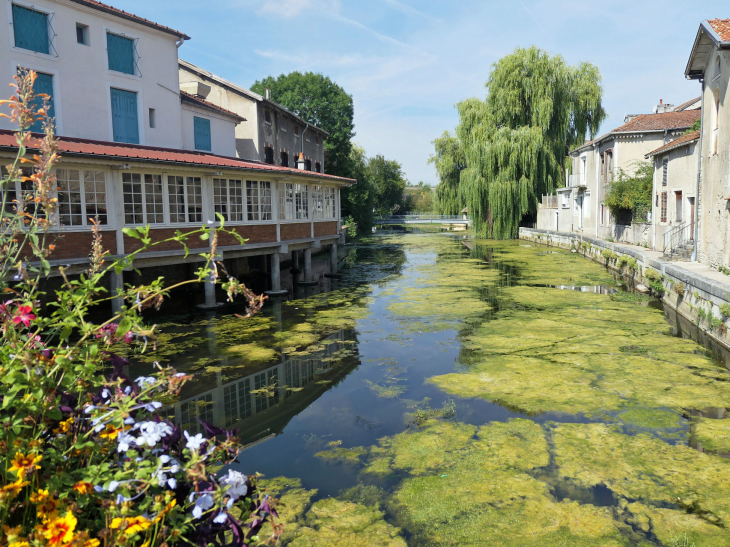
[[107, 33, 135, 75], [110, 88, 139, 144], [12, 4, 49, 54], [194, 117, 211, 151], [24, 71, 54, 133], [662, 158, 668, 186]]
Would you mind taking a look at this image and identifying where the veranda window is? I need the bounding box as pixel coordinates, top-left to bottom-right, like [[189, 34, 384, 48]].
[[312, 185, 324, 219], [246, 181, 272, 221], [324, 187, 336, 219], [168, 176, 203, 223], [56, 169, 107, 226], [214, 178, 244, 222], [294, 184, 308, 220], [123, 173, 163, 224], [278, 183, 294, 220]]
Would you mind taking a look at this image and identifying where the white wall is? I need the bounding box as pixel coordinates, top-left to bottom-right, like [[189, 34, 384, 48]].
[[0, 0, 183, 148], [180, 104, 237, 157]]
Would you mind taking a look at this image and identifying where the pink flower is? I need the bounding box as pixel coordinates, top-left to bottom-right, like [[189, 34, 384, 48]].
[[13, 305, 35, 327], [29, 334, 44, 349], [0, 300, 14, 320]]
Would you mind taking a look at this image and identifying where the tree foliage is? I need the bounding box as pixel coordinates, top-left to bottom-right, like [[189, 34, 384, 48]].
[[341, 144, 376, 233], [456, 46, 606, 238], [368, 155, 408, 215], [429, 132, 466, 215], [605, 161, 653, 221], [404, 184, 435, 213], [250, 72, 355, 178]]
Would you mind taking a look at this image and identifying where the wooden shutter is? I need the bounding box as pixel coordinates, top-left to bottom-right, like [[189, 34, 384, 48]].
[[13, 4, 49, 54], [110, 88, 139, 144], [662, 159, 668, 186], [29, 72, 55, 133], [194, 117, 212, 151], [107, 33, 135, 75]]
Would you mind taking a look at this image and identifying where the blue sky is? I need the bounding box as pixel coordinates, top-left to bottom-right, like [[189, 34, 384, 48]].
[[117, 0, 724, 185]]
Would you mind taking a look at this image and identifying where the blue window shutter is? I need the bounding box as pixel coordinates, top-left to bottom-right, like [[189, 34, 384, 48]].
[[13, 4, 49, 54], [107, 33, 135, 75], [29, 72, 55, 133], [110, 88, 139, 144], [194, 117, 211, 151]]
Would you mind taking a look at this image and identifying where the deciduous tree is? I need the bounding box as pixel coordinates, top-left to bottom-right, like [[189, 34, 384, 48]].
[[368, 155, 407, 215], [429, 131, 466, 215]]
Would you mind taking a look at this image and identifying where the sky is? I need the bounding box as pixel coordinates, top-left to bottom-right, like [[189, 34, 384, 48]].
[[115, 0, 725, 185]]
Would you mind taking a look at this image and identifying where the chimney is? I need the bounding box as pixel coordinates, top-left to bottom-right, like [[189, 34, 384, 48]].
[[297, 152, 306, 170], [653, 99, 675, 114], [265, 87, 271, 100], [660, 99, 663, 105]]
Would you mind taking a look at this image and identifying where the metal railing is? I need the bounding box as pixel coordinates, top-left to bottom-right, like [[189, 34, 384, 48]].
[[663, 221, 694, 258], [568, 174, 586, 187], [541, 195, 558, 209], [374, 215, 470, 224]]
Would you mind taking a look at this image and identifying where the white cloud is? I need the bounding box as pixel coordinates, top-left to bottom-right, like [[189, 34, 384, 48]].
[[380, 0, 439, 22], [258, 0, 339, 18]]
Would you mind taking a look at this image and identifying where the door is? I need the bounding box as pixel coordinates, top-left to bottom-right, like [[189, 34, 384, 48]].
[[675, 191, 683, 223], [688, 197, 695, 240], [577, 195, 584, 229], [110, 88, 139, 144]]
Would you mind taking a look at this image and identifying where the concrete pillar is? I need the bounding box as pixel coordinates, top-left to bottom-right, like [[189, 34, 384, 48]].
[[330, 243, 338, 274], [303, 248, 312, 282], [204, 273, 216, 308], [271, 252, 282, 291], [110, 270, 124, 315], [293, 250, 300, 269]]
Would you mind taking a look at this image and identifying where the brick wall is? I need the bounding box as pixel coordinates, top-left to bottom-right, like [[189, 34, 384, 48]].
[[123, 228, 201, 253], [218, 225, 277, 246], [314, 221, 338, 237], [42, 230, 116, 261], [280, 222, 311, 241]]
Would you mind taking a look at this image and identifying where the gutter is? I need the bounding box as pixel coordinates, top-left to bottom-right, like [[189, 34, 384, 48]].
[[692, 80, 705, 262]]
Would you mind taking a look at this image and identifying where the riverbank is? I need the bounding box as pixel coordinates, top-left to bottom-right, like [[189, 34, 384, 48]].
[[520, 227, 730, 351]]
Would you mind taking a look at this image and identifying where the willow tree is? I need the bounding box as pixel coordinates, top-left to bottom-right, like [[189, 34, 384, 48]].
[[457, 46, 606, 238], [429, 131, 466, 215]]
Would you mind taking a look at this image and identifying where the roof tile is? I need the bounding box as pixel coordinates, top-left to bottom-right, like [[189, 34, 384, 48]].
[[646, 130, 701, 157], [0, 131, 354, 184], [69, 0, 189, 39], [611, 110, 700, 133], [708, 19, 730, 42], [180, 91, 246, 122]]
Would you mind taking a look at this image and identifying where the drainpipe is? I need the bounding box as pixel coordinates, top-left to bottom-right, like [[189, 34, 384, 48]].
[[301, 123, 309, 155], [692, 79, 705, 262], [175, 38, 186, 49]]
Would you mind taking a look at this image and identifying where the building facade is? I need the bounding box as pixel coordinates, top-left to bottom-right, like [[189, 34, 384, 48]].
[[686, 19, 730, 268], [0, 0, 353, 310], [178, 60, 327, 172]]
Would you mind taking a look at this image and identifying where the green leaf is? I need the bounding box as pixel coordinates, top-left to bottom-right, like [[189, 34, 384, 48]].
[[46, 407, 62, 421], [116, 317, 132, 338], [200, 232, 210, 241], [122, 227, 141, 239]]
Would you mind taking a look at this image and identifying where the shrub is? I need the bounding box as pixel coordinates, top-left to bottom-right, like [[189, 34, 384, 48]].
[[601, 249, 612, 261], [627, 258, 638, 272], [617, 255, 629, 268], [644, 269, 661, 282], [719, 265, 730, 276], [720, 303, 730, 318], [673, 282, 685, 296], [0, 71, 279, 547], [710, 315, 723, 330]]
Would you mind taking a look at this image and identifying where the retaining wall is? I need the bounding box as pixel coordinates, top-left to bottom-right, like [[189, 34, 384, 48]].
[[519, 227, 730, 351]]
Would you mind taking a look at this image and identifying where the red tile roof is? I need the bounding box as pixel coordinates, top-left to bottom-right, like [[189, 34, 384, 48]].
[[0, 131, 354, 184], [180, 91, 246, 122], [646, 130, 700, 157], [708, 19, 730, 42], [611, 110, 701, 133], [674, 97, 701, 111], [69, 0, 189, 39]]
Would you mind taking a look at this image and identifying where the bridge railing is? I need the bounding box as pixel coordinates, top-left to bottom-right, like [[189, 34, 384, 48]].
[[374, 215, 471, 223]]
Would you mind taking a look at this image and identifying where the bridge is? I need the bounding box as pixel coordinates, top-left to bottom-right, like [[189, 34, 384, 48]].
[[374, 215, 471, 225]]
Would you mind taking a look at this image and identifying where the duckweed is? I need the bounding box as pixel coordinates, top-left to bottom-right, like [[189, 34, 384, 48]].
[[694, 418, 730, 453]]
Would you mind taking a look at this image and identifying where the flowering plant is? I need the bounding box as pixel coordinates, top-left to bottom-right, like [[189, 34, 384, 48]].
[[0, 71, 278, 546]]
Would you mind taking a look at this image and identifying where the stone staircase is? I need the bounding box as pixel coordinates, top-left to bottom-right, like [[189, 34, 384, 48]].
[[664, 240, 693, 261], [663, 223, 694, 262]]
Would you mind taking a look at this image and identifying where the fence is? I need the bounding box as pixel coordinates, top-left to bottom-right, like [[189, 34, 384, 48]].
[[541, 195, 558, 209], [663, 222, 694, 258]]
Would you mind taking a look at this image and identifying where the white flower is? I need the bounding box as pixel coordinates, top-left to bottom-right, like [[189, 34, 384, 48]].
[[124, 417, 135, 425], [159, 455, 170, 464], [117, 432, 134, 453], [108, 481, 120, 492], [84, 405, 96, 414], [192, 494, 214, 519], [184, 431, 205, 451], [213, 512, 228, 524], [133, 421, 174, 447], [142, 401, 162, 412], [135, 376, 156, 388], [168, 478, 177, 490], [101, 389, 110, 399], [219, 469, 248, 500]]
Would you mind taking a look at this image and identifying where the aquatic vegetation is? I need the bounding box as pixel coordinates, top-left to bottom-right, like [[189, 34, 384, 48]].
[[258, 477, 318, 543], [314, 445, 368, 464], [694, 418, 730, 452], [617, 408, 681, 429], [609, 291, 653, 304], [226, 342, 278, 363], [405, 398, 457, 429], [287, 498, 407, 547]]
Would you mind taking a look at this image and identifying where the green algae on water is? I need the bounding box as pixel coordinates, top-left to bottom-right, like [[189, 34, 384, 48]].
[[694, 418, 730, 453]]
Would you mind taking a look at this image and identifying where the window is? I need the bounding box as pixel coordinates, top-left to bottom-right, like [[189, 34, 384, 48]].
[[213, 178, 244, 222], [295, 184, 308, 219], [581, 157, 586, 183], [168, 176, 202, 223], [315, 161, 321, 173], [20, 69, 55, 133], [315, 135, 320, 145], [278, 183, 294, 220], [264, 145, 274, 165], [122, 173, 163, 225], [264, 110, 271, 124], [193, 117, 211, 151], [305, 158, 312, 171], [76, 24, 88, 45], [312, 186, 335, 219], [110, 88, 139, 144], [12, 4, 49, 54], [246, 181, 272, 221], [324, 187, 335, 219], [660, 191, 667, 223], [280, 150, 289, 167], [107, 32, 135, 75], [294, 125, 299, 136], [1, 167, 43, 219], [715, 56, 722, 79], [675, 191, 683, 222], [561, 193, 568, 208], [56, 169, 107, 226], [662, 158, 668, 186], [149, 108, 156, 128]]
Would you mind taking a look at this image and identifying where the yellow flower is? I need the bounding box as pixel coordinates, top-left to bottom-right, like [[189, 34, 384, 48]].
[[69, 530, 100, 547], [31, 489, 50, 503], [36, 496, 60, 521], [98, 424, 121, 441], [3, 525, 22, 540], [153, 499, 177, 523], [1, 478, 29, 499], [72, 482, 93, 495], [8, 541, 29, 547], [53, 418, 74, 435], [8, 452, 42, 479], [41, 512, 77, 547], [109, 515, 151, 536]]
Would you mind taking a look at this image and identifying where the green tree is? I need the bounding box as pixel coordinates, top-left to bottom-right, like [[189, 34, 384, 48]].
[[428, 131, 466, 215], [250, 72, 355, 177], [605, 161, 653, 222], [342, 144, 376, 233], [456, 46, 606, 238], [404, 185, 434, 213], [368, 155, 407, 215]]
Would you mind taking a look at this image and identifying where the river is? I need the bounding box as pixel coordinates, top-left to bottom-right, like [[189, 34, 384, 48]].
[[125, 233, 730, 546]]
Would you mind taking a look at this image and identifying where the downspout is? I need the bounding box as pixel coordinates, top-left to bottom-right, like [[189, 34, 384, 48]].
[[692, 79, 705, 262], [301, 123, 309, 155]]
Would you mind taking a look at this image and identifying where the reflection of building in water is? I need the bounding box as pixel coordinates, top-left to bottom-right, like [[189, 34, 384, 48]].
[[171, 330, 352, 444]]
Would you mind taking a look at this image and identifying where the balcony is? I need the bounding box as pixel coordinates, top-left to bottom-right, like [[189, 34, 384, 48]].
[[568, 173, 587, 188]]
